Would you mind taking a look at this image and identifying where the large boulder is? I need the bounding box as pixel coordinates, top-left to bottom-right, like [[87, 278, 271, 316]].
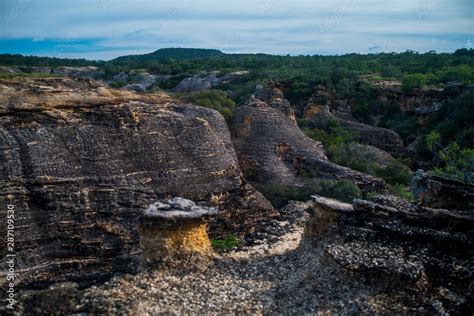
[[231, 98, 390, 193], [0, 77, 274, 287]]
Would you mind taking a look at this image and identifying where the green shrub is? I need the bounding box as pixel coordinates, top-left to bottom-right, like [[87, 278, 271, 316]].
[[375, 162, 412, 186], [258, 184, 300, 209], [305, 131, 412, 186], [181, 90, 235, 121], [211, 235, 240, 250], [391, 183, 415, 201], [110, 81, 125, 88]]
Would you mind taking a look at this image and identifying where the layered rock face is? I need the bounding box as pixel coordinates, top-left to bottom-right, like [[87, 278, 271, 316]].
[[412, 172, 474, 210], [303, 85, 405, 155], [0, 77, 273, 287], [300, 195, 474, 314], [337, 117, 405, 154], [231, 98, 390, 193], [374, 80, 473, 113]]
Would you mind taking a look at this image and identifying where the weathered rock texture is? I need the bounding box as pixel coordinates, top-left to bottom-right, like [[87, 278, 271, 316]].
[[140, 198, 217, 266], [0, 77, 274, 287], [337, 117, 404, 154], [231, 98, 390, 193], [303, 194, 474, 314], [174, 71, 249, 93], [309, 110, 404, 155], [412, 172, 474, 210]]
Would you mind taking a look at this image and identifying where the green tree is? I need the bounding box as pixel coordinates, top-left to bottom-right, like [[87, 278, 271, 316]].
[[426, 131, 474, 183], [401, 73, 427, 91]]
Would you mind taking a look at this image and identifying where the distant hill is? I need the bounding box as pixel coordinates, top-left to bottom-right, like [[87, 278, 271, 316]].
[[112, 48, 225, 62]]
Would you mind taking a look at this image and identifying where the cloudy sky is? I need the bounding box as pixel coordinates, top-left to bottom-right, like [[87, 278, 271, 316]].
[[0, 0, 472, 60]]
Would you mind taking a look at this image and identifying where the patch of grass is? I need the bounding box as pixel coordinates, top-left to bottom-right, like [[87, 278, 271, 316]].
[[211, 235, 240, 250]]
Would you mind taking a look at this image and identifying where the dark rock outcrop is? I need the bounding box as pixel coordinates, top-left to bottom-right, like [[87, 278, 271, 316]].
[[255, 83, 297, 124], [303, 85, 405, 155], [309, 109, 404, 155], [412, 171, 474, 210], [0, 77, 274, 288], [231, 98, 390, 193], [337, 117, 405, 154], [304, 194, 474, 314]]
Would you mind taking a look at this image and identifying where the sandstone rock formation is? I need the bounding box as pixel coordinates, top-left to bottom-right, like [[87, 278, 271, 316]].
[[140, 198, 218, 266], [373, 80, 471, 114], [111, 72, 172, 93], [255, 83, 297, 124], [302, 194, 474, 314], [231, 97, 390, 193], [174, 71, 249, 93], [0, 77, 274, 287], [0, 66, 23, 73], [303, 85, 405, 155], [337, 116, 405, 154]]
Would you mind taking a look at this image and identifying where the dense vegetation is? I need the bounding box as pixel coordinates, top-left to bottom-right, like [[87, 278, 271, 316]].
[[1, 48, 472, 187], [2, 48, 473, 106]]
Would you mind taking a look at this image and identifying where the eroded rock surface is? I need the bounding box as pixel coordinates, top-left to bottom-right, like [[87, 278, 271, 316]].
[[140, 198, 218, 265], [0, 77, 274, 288], [302, 194, 474, 314], [412, 172, 474, 210], [15, 194, 473, 315], [174, 71, 249, 93], [231, 97, 390, 192]]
